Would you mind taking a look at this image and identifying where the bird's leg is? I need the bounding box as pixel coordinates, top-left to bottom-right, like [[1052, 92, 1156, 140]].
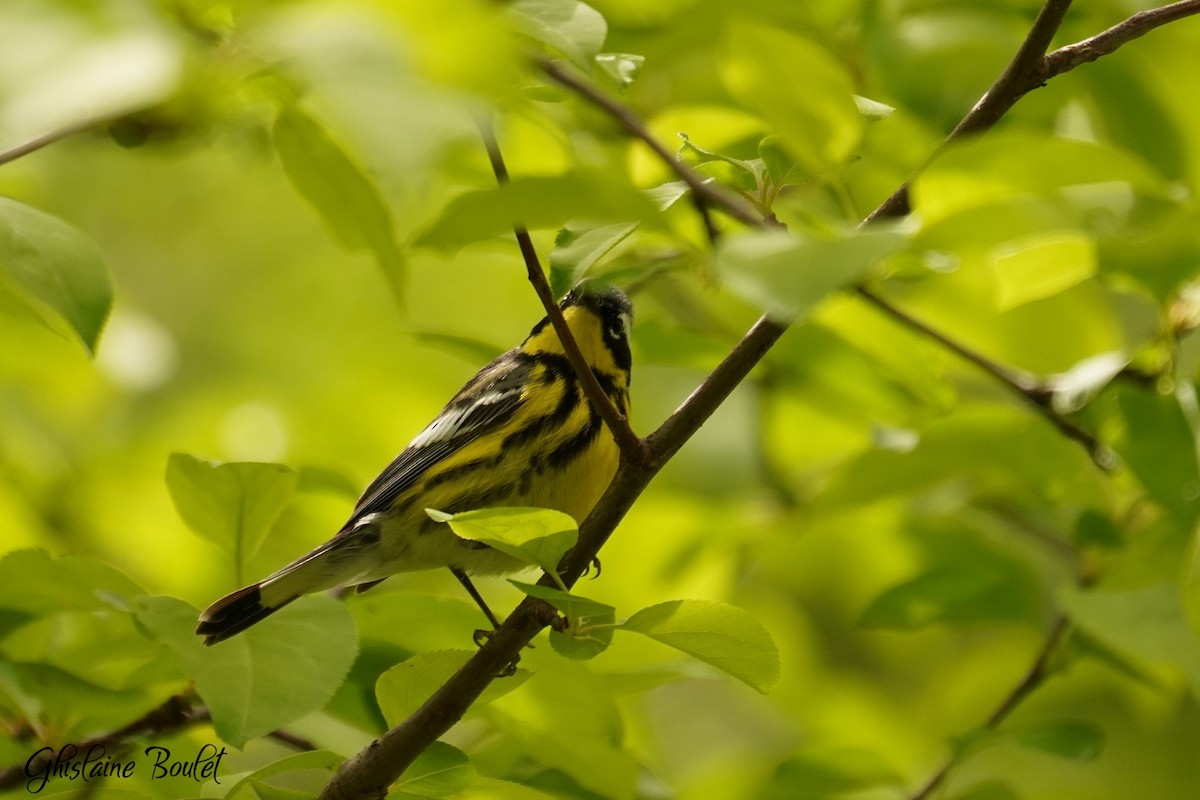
[[449, 567, 520, 676], [450, 567, 503, 629]]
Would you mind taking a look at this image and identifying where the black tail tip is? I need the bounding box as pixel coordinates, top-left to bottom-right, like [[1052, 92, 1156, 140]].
[[196, 584, 279, 646]]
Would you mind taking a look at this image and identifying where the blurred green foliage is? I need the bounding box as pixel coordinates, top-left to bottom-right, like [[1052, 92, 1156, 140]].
[[2, 0, 1200, 799]]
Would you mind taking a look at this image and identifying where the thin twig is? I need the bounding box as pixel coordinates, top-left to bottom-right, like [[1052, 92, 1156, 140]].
[[0, 117, 110, 168], [909, 616, 1070, 800], [477, 118, 647, 461], [537, 57, 764, 228], [855, 286, 1112, 466], [1043, 0, 1200, 77]]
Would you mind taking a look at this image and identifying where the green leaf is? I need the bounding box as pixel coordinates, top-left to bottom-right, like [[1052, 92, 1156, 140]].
[[989, 231, 1097, 310], [430, 507, 578, 580], [720, 23, 862, 174], [1108, 386, 1200, 523], [859, 559, 1038, 631], [715, 227, 907, 323], [912, 133, 1171, 225], [272, 104, 405, 298], [508, 0, 607, 68], [394, 741, 474, 798], [1061, 583, 1200, 695], [375, 650, 529, 726], [136, 595, 357, 747], [416, 174, 660, 250], [1012, 720, 1105, 761], [853, 94, 895, 121], [549, 222, 638, 297], [165, 454, 298, 581], [0, 549, 145, 614], [510, 581, 616, 660], [220, 750, 344, 800], [620, 599, 780, 692], [0, 196, 112, 353]]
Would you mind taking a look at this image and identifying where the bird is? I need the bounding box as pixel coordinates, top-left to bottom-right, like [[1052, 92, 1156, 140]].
[[196, 284, 633, 645]]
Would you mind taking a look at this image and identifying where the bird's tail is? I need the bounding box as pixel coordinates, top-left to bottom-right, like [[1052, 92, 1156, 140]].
[[196, 583, 291, 646], [196, 534, 368, 645]]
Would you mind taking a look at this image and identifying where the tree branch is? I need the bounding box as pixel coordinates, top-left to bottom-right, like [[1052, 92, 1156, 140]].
[[478, 118, 647, 462], [1043, 0, 1200, 78], [908, 616, 1070, 800]]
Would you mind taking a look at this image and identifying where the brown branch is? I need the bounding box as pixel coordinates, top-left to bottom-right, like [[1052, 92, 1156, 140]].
[[1043, 0, 1200, 77], [909, 616, 1070, 800], [478, 118, 647, 462]]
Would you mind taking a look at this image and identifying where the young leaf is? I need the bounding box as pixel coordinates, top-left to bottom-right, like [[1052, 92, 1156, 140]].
[[375, 650, 529, 726], [1012, 720, 1105, 761], [0, 196, 112, 353], [549, 222, 638, 297], [272, 104, 405, 297], [853, 95, 896, 121], [620, 599, 780, 693], [510, 581, 616, 660], [429, 507, 578, 580], [508, 0, 607, 69], [165, 454, 298, 581], [715, 227, 907, 323]]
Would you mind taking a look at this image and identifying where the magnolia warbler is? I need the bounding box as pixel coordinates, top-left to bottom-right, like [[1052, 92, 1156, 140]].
[[197, 285, 632, 645]]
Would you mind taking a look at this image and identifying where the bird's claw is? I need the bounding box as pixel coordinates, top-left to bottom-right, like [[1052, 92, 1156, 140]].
[[582, 556, 602, 579]]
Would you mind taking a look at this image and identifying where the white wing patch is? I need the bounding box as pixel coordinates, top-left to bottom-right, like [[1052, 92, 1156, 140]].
[[408, 385, 524, 448]]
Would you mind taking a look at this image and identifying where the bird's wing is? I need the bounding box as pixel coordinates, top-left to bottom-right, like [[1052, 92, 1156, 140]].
[[345, 351, 532, 523]]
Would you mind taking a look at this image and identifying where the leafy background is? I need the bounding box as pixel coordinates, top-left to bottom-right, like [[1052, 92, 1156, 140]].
[[3, 0, 1200, 799]]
